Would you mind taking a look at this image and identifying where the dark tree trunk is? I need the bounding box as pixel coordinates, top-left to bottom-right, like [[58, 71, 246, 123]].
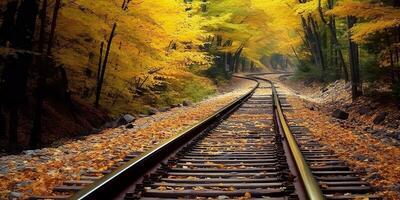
[[250, 61, 255, 72], [301, 15, 326, 78], [0, 0, 18, 46], [309, 16, 326, 76], [97, 42, 104, 83], [233, 44, 244, 73], [47, 0, 61, 55], [95, 23, 117, 107], [30, 0, 62, 148], [8, 105, 19, 153], [318, 0, 349, 81], [0, 105, 5, 137], [201, 0, 207, 12], [14, 0, 39, 50], [38, 0, 48, 53], [2, 0, 39, 152], [29, 63, 46, 148], [347, 16, 362, 101]]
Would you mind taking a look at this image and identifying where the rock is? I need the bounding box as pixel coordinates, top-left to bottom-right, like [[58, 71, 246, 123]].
[[363, 126, 373, 132], [388, 121, 399, 129], [183, 100, 193, 106], [332, 109, 349, 120], [16, 181, 31, 188], [367, 172, 382, 180], [8, 192, 22, 200], [354, 154, 375, 162], [125, 123, 134, 129], [396, 132, 400, 140], [217, 196, 230, 200], [148, 107, 158, 115], [390, 184, 400, 191], [373, 112, 387, 124], [358, 107, 372, 115], [0, 166, 8, 174], [118, 114, 136, 125], [103, 121, 118, 129], [170, 104, 181, 108]]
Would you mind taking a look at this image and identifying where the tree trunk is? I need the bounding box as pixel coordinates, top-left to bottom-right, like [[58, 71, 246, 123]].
[[3, 0, 39, 152], [47, 0, 61, 55], [250, 61, 255, 72], [0, 106, 5, 137], [201, 0, 207, 12], [8, 105, 19, 153], [347, 16, 362, 101], [29, 65, 46, 148], [233, 44, 244, 73], [309, 16, 326, 77], [301, 15, 326, 76], [38, 0, 48, 53], [95, 23, 117, 107], [97, 42, 104, 83], [0, 0, 18, 46], [318, 0, 349, 81], [30, 0, 62, 148]]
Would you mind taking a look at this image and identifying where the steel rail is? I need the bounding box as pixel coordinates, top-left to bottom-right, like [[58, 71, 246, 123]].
[[253, 76, 324, 200], [69, 77, 260, 200]]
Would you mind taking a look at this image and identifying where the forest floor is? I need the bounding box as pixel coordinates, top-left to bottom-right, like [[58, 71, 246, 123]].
[[261, 73, 400, 199], [0, 77, 256, 199]]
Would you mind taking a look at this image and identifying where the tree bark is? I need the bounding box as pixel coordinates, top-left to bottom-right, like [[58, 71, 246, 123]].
[[38, 0, 48, 53], [97, 42, 104, 83], [0, 0, 18, 46], [3, 0, 39, 152], [95, 23, 117, 107], [347, 16, 362, 100], [318, 0, 349, 81], [47, 0, 61, 55]]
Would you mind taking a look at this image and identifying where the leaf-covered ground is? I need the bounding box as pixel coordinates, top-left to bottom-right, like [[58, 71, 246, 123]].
[[0, 78, 256, 199], [263, 74, 400, 200], [285, 97, 400, 199]]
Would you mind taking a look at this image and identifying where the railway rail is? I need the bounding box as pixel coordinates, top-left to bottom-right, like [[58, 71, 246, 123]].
[[31, 75, 380, 200]]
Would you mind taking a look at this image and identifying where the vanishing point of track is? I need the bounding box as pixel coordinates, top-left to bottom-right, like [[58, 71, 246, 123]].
[[31, 75, 380, 200]]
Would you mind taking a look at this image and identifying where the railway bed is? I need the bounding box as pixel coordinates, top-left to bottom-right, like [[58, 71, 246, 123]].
[[31, 76, 380, 200]]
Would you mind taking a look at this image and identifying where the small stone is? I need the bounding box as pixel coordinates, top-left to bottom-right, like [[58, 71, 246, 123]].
[[358, 107, 372, 115], [118, 114, 136, 125], [354, 154, 368, 161], [218, 195, 230, 200], [332, 109, 349, 120], [146, 107, 158, 115], [16, 181, 31, 188], [373, 112, 387, 124], [103, 121, 118, 128], [396, 132, 400, 140], [8, 192, 22, 200], [125, 123, 134, 129], [367, 172, 383, 180], [183, 100, 193, 106]]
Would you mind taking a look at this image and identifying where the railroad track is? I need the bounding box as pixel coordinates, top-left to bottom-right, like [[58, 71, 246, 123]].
[[31, 76, 380, 200]]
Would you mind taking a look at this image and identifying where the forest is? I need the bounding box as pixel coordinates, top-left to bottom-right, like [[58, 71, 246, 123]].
[[0, 0, 399, 152]]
